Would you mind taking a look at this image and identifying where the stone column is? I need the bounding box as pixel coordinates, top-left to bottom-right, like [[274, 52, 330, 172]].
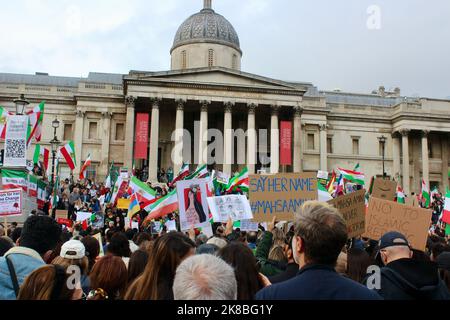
[[124, 96, 136, 172], [319, 124, 328, 172], [421, 130, 430, 188], [270, 106, 280, 174], [148, 98, 161, 183], [247, 103, 258, 175], [100, 112, 112, 179], [73, 109, 85, 177], [392, 133, 401, 182], [442, 133, 449, 190], [293, 106, 303, 173], [401, 129, 410, 195], [223, 102, 234, 175], [173, 99, 185, 175], [198, 101, 210, 166]]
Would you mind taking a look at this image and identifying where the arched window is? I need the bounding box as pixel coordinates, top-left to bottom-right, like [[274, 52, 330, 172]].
[[208, 49, 214, 67], [232, 54, 238, 69], [181, 50, 187, 69]]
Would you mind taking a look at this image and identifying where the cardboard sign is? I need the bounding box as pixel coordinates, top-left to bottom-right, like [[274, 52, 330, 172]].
[[371, 178, 397, 201], [0, 189, 22, 217], [328, 189, 367, 238], [363, 197, 432, 251], [55, 210, 68, 220], [117, 198, 131, 210], [249, 173, 318, 222], [207, 195, 253, 223]]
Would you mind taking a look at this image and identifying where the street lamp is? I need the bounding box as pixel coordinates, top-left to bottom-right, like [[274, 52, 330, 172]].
[[50, 118, 61, 187], [13, 94, 30, 115], [378, 135, 387, 179]]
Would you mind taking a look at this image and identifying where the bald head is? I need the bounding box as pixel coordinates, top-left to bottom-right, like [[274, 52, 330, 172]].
[[380, 245, 413, 265]]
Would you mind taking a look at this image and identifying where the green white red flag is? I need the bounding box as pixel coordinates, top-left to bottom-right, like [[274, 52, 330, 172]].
[[26, 102, 45, 146], [186, 164, 208, 180], [59, 141, 77, 170], [421, 179, 430, 208], [143, 189, 178, 221], [338, 168, 365, 186], [442, 189, 450, 224], [396, 185, 406, 204], [129, 176, 156, 202], [0, 106, 11, 139], [79, 154, 92, 180], [1, 169, 28, 192], [226, 167, 249, 193], [33, 144, 50, 171], [28, 175, 38, 198], [169, 163, 190, 187], [318, 182, 333, 202]]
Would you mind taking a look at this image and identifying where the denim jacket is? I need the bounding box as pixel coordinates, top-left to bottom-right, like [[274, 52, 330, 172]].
[[0, 247, 45, 300]]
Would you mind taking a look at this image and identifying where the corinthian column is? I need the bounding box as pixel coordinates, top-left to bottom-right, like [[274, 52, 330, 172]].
[[100, 112, 112, 179], [124, 96, 136, 172], [293, 106, 303, 173], [421, 130, 430, 188], [73, 109, 85, 177], [148, 98, 161, 182], [247, 103, 258, 175], [173, 99, 185, 175], [392, 133, 401, 182], [319, 124, 328, 172], [223, 102, 234, 175], [401, 129, 411, 195], [198, 101, 210, 166], [270, 106, 280, 174]]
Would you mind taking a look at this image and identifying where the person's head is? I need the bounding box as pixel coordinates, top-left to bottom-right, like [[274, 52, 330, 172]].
[[18, 265, 80, 300], [10, 227, 22, 244], [346, 248, 373, 284], [0, 237, 14, 256], [52, 240, 89, 275], [125, 229, 137, 241], [207, 237, 227, 249], [124, 232, 196, 300], [378, 232, 413, 266], [89, 255, 128, 300], [196, 244, 219, 255], [107, 233, 131, 258], [173, 254, 237, 300], [218, 242, 263, 300], [431, 242, 450, 262], [195, 234, 208, 247], [246, 232, 258, 245], [81, 236, 100, 273], [128, 249, 149, 284], [292, 201, 348, 268], [20, 216, 62, 259], [268, 245, 287, 264], [134, 232, 152, 247], [437, 252, 450, 291]]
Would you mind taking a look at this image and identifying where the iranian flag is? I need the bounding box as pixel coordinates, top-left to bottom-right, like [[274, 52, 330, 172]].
[[0, 106, 11, 139], [37, 180, 47, 210], [338, 168, 365, 186], [318, 182, 333, 202], [186, 164, 209, 180], [396, 186, 406, 204], [129, 176, 156, 202], [2, 169, 28, 192], [60, 141, 77, 170], [442, 189, 450, 224], [28, 175, 38, 198], [26, 102, 45, 146], [143, 189, 178, 221], [421, 179, 430, 208], [33, 144, 50, 171], [79, 154, 92, 180], [169, 163, 190, 187], [226, 167, 249, 192]]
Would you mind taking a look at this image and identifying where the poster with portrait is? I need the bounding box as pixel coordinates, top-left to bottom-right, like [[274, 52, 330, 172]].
[[177, 178, 211, 231], [207, 195, 253, 223]]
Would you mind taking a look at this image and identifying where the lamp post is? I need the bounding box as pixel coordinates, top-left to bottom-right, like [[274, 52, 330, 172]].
[[50, 118, 61, 188], [378, 135, 387, 179], [13, 94, 30, 115]]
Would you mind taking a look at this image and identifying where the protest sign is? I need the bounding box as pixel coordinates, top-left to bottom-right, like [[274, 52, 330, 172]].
[[215, 171, 230, 185], [4, 115, 28, 167], [207, 195, 253, 223], [0, 189, 22, 217], [249, 173, 317, 222], [131, 221, 139, 230], [150, 221, 162, 234], [57, 218, 73, 228], [76, 211, 92, 223], [166, 220, 178, 232], [317, 171, 329, 187], [371, 178, 397, 201], [117, 198, 131, 210], [55, 210, 68, 220], [93, 233, 104, 257], [363, 197, 432, 251], [240, 220, 259, 232], [91, 212, 105, 229], [328, 189, 366, 238], [177, 178, 211, 231]]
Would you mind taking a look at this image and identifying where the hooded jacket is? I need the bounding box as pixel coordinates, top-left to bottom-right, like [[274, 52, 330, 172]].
[[376, 258, 450, 300]]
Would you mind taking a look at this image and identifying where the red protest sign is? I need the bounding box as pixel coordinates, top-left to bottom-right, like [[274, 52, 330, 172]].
[[280, 121, 292, 166], [134, 113, 149, 160]]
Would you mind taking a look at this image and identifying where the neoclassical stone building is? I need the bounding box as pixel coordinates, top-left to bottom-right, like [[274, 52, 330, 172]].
[[0, 0, 449, 195]]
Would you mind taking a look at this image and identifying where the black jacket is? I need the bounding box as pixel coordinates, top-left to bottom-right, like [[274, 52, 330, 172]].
[[269, 263, 299, 284], [376, 258, 450, 300]]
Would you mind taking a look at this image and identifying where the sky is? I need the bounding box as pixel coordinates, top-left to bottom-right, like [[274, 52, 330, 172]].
[[0, 0, 449, 98]]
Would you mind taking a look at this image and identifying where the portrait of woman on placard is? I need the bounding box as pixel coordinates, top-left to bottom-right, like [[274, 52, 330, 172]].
[[185, 186, 207, 226]]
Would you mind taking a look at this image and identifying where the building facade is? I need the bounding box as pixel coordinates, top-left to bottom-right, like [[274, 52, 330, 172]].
[[0, 0, 449, 195]]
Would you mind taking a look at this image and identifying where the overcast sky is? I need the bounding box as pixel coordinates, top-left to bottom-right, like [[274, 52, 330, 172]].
[[0, 0, 449, 98]]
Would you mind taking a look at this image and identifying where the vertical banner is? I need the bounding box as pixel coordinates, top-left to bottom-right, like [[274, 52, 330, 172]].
[[4, 115, 28, 167], [280, 121, 292, 166], [134, 113, 149, 160]]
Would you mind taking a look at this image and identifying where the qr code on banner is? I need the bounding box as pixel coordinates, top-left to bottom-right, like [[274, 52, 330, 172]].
[[5, 139, 26, 159]]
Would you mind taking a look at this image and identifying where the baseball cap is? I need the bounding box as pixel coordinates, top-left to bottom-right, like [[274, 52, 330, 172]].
[[379, 231, 411, 250], [60, 240, 86, 260]]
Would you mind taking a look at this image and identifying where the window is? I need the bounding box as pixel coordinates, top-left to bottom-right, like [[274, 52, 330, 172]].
[[181, 50, 187, 69], [428, 141, 433, 159], [63, 123, 73, 141], [327, 137, 333, 154], [307, 134, 315, 150], [88, 122, 98, 140], [232, 54, 238, 69], [115, 123, 125, 141], [208, 49, 214, 67], [86, 164, 97, 180], [352, 139, 360, 155]]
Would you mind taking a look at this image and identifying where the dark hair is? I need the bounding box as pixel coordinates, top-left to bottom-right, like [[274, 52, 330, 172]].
[[346, 248, 373, 284], [105, 229, 115, 242], [125, 229, 137, 241], [218, 242, 264, 300], [412, 249, 431, 262], [10, 227, 22, 243], [128, 249, 149, 284], [196, 244, 219, 255], [90, 256, 128, 300], [107, 233, 131, 258], [134, 232, 152, 246], [431, 242, 450, 261], [124, 232, 195, 300], [246, 232, 258, 244], [20, 216, 62, 255], [81, 236, 101, 274], [0, 237, 14, 256]]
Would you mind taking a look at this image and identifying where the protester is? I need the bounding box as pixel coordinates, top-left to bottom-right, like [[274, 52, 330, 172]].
[[88, 255, 128, 300], [269, 231, 299, 284], [256, 202, 381, 300], [255, 217, 285, 277], [371, 231, 450, 300], [0, 238, 14, 257], [173, 254, 237, 300], [9, 228, 22, 245], [127, 249, 149, 284], [124, 232, 195, 300], [437, 252, 450, 291], [81, 236, 101, 274], [346, 248, 373, 284], [106, 233, 131, 267]]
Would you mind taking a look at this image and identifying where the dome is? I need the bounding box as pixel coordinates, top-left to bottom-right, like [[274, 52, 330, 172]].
[[171, 2, 241, 54]]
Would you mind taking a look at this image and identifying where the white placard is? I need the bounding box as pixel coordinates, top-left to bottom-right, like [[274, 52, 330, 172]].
[[215, 171, 230, 185], [131, 221, 139, 230], [0, 189, 22, 217], [177, 178, 211, 231], [240, 220, 259, 232], [76, 211, 92, 222], [200, 223, 213, 238], [4, 115, 28, 167], [317, 171, 329, 180], [207, 195, 253, 223], [166, 220, 177, 232]]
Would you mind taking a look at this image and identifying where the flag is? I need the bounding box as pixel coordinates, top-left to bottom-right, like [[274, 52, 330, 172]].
[[396, 186, 406, 204], [28, 175, 38, 198], [1, 169, 28, 192], [33, 144, 50, 171], [421, 179, 430, 208], [0, 106, 11, 140], [26, 102, 45, 146], [129, 176, 156, 202], [186, 164, 209, 180], [105, 162, 115, 189], [226, 167, 249, 193], [318, 182, 333, 202], [338, 168, 365, 185], [128, 193, 141, 220], [431, 187, 440, 200], [354, 163, 361, 172], [110, 176, 127, 205], [60, 141, 77, 170], [327, 170, 337, 194], [335, 174, 345, 197], [442, 189, 450, 224], [143, 189, 178, 221], [169, 163, 190, 187], [79, 154, 92, 180]]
